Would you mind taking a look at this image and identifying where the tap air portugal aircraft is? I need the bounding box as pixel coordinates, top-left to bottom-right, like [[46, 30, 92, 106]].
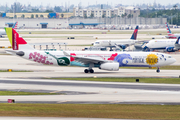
[[5, 28, 176, 73], [93, 26, 139, 50], [0, 22, 18, 37], [165, 22, 180, 39]]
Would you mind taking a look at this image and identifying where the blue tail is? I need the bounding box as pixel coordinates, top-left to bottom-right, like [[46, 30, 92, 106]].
[[175, 37, 180, 44], [12, 22, 18, 29], [130, 26, 139, 40]]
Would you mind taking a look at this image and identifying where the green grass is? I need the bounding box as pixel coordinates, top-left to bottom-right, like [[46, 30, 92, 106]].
[[0, 70, 33, 72], [49, 77, 180, 84], [0, 91, 60, 95], [0, 104, 180, 119]]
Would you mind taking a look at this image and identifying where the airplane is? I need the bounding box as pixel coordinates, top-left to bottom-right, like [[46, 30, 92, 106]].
[[5, 28, 176, 73], [92, 26, 139, 51], [143, 37, 180, 52], [165, 22, 180, 39], [0, 21, 18, 37]]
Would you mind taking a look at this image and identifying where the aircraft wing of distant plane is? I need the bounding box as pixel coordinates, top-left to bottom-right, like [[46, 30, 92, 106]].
[[63, 51, 108, 64]]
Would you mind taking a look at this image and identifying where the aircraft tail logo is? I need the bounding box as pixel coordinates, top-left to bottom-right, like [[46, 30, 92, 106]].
[[5, 28, 27, 50], [175, 37, 180, 44], [165, 22, 172, 35], [130, 26, 139, 40], [12, 22, 18, 29]]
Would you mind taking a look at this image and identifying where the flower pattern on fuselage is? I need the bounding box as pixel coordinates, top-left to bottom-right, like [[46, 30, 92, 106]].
[[29, 52, 53, 65]]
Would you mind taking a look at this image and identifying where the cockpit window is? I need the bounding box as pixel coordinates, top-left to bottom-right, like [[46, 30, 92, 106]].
[[95, 42, 100, 44], [168, 56, 172, 58]]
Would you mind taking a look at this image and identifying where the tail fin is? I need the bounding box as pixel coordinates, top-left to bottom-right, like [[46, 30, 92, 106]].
[[175, 37, 180, 44], [165, 22, 172, 35], [130, 26, 139, 40], [12, 21, 18, 29], [4, 28, 33, 50]]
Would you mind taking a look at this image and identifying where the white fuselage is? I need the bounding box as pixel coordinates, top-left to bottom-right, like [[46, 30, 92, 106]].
[[165, 34, 180, 39], [0, 29, 6, 36], [146, 39, 177, 49], [93, 39, 136, 47], [17, 49, 176, 68]]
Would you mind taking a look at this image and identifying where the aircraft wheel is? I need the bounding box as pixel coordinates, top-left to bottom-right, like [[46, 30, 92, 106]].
[[89, 69, 94, 73], [84, 69, 89, 73], [156, 68, 160, 73]]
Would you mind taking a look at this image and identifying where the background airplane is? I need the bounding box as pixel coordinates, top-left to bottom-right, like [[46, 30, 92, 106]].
[[92, 26, 139, 51], [143, 37, 180, 52], [5, 28, 176, 73], [0, 21, 18, 37], [165, 22, 180, 39]]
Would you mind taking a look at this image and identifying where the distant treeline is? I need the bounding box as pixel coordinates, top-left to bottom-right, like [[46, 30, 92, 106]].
[[139, 9, 180, 25]]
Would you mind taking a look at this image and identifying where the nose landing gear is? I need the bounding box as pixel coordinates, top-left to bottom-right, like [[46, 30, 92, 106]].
[[156, 67, 160, 73]]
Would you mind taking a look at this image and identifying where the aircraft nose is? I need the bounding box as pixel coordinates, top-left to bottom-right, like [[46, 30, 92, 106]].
[[172, 58, 176, 63], [168, 58, 176, 65]]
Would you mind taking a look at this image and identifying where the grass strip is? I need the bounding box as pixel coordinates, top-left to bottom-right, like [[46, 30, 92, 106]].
[[0, 70, 33, 72], [0, 91, 60, 95], [49, 77, 180, 84], [0, 104, 180, 119]]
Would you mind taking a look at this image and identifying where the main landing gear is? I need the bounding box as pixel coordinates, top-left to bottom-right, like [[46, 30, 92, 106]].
[[84, 69, 94, 73], [84, 63, 94, 73], [156, 67, 160, 73]]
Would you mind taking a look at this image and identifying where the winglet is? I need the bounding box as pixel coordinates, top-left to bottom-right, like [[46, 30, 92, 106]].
[[5, 27, 27, 50], [63, 51, 71, 57], [130, 26, 139, 40]]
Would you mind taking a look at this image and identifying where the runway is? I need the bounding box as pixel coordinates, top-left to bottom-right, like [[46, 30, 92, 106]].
[[0, 29, 180, 106], [1, 78, 180, 104]]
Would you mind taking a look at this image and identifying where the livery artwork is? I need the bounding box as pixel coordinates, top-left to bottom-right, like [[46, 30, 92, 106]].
[[114, 54, 133, 66], [45, 52, 70, 66], [146, 54, 158, 65], [29, 52, 53, 65]]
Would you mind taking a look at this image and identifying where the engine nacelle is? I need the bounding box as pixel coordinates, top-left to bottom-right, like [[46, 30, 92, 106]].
[[120, 45, 126, 49], [166, 47, 175, 52], [99, 62, 119, 71]]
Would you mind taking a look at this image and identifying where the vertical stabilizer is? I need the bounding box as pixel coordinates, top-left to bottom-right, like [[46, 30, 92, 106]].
[[165, 22, 172, 35], [175, 37, 180, 44], [130, 26, 139, 40], [5, 28, 28, 50], [12, 21, 18, 29]]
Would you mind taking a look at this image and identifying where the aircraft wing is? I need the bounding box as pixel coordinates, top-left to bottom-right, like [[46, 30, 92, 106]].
[[63, 51, 108, 64]]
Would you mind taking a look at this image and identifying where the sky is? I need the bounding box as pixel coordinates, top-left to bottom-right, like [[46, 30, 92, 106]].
[[0, 0, 179, 7]]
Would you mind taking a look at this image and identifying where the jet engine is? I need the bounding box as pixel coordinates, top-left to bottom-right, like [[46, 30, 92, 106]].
[[99, 62, 119, 71], [166, 47, 175, 52], [120, 45, 126, 49]]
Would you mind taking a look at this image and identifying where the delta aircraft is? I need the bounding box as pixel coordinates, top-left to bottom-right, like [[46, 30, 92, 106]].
[[93, 26, 139, 50], [0, 22, 18, 37], [165, 22, 180, 39], [5, 28, 176, 73]]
